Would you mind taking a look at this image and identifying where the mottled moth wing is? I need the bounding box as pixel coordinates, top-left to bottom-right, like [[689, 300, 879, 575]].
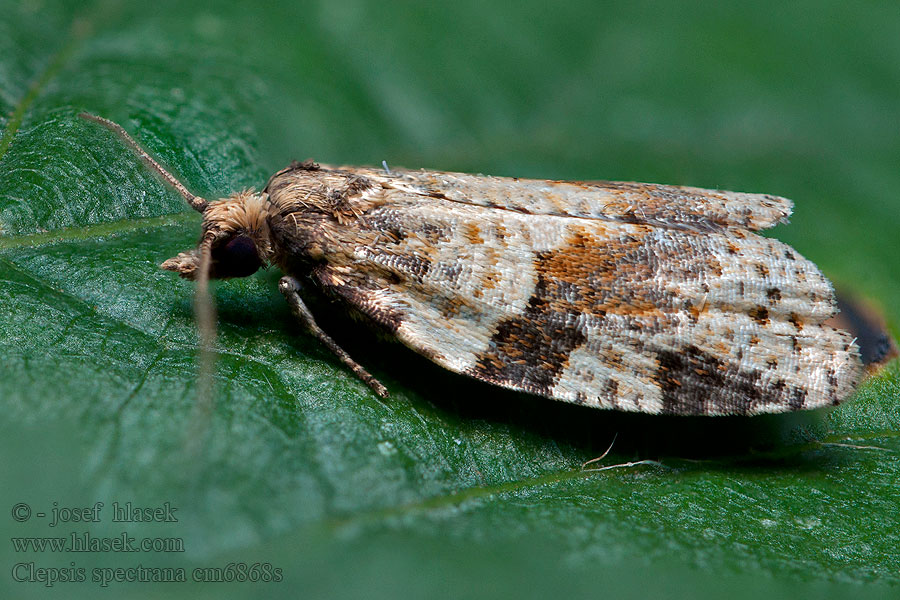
[[267, 166, 862, 415]]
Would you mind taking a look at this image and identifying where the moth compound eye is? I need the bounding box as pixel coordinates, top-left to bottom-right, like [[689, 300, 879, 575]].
[[211, 235, 262, 278]]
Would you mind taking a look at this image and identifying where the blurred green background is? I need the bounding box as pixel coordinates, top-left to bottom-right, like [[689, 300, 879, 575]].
[[1, 0, 898, 598]]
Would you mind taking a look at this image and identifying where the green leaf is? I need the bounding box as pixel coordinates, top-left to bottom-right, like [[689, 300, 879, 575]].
[[1, 1, 898, 598]]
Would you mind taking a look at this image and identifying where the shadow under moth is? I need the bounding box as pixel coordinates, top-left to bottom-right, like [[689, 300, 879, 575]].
[[80, 113, 862, 416]]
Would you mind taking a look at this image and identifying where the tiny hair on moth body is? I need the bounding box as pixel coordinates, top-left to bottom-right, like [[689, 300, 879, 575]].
[[79, 113, 863, 416]]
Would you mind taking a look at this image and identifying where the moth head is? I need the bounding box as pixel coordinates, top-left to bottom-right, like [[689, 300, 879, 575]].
[[75, 113, 272, 282], [160, 191, 272, 281]]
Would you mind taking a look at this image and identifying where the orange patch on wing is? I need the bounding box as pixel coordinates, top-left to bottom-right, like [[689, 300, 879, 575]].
[[464, 222, 484, 245], [534, 230, 665, 317]]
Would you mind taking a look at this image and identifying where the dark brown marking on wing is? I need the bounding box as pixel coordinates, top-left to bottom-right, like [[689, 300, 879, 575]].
[[789, 387, 808, 410], [602, 378, 620, 407], [748, 305, 770, 325], [423, 189, 450, 201], [656, 345, 796, 415], [469, 292, 587, 395]]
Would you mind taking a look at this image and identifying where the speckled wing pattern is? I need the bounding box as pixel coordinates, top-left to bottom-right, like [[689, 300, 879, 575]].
[[269, 166, 863, 415]]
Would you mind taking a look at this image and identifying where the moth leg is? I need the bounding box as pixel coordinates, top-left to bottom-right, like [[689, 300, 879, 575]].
[[278, 276, 389, 398]]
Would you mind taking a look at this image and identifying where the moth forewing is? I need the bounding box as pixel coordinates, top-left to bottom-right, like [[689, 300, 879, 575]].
[[81, 113, 863, 416], [263, 163, 862, 415]]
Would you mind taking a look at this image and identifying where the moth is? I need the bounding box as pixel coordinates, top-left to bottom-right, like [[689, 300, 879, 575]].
[[80, 113, 862, 416]]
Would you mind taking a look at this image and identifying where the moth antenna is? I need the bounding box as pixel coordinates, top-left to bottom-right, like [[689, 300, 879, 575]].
[[382, 160, 391, 175], [78, 112, 209, 213], [195, 236, 217, 396], [184, 236, 217, 454]]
